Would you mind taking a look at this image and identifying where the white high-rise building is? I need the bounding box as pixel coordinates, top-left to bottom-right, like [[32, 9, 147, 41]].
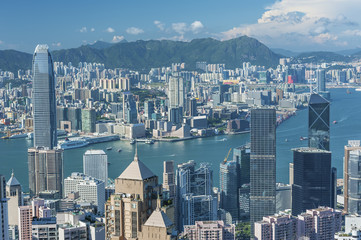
[[169, 75, 184, 108], [83, 150, 108, 185], [64, 173, 105, 215]]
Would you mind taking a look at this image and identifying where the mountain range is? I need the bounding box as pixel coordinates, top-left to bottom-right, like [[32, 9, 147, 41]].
[[1, 37, 360, 73]]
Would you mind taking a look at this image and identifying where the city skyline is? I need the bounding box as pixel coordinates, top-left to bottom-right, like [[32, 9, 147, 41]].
[[2, 0, 361, 52]]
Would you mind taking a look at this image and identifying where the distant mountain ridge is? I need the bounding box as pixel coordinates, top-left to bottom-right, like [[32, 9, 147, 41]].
[[0, 36, 281, 72]]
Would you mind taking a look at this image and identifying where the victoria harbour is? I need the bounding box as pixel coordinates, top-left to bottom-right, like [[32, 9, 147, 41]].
[[1, 87, 359, 192]]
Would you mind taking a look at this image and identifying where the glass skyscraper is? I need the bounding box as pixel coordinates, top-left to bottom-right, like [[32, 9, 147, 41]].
[[308, 93, 330, 151], [250, 108, 276, 233], [291, 148, 333, 216], [32, 44, 57, 149], [347, 150, 361, 214]]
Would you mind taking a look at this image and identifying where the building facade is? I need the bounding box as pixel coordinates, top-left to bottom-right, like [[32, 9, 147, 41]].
[[81, 109, 96, 133], [28, 148, 63, 197], [32, 44, 57, 149], [308, 93, 330, 150], [292, 148, 333, 216], [83, 149, 108, 185], [6, 171, 22, 226], [220, 160, 239, 221], [348, 149, 361, 214], [250, 108, 276, 233], [183, 221, 235, 240], [18, 206, 32, 240], [0, 175, 8, 240]]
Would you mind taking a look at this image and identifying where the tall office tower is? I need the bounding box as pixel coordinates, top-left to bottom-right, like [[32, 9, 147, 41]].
[[68, 107, 82, 131], [168, 75, 184, 108], [28, 148, 63, 197], [32, 44, 57, 149], [308, 94, 330, 150], [6, 171, 22, 226], [233, 145, 251, 187], [250, 108, 276, 233], [344, 140, 361, 213], [105, 149, 162, 239], [81, 108, 96, 133], [163, 161, 175, 198], [64, 172, 106, 215], [83, 150, 108, 185], [0, 175, 9, 240], [176, 161, 217, 231], [346, 149, 361, 214], [316, 69, 326, 92], [122, 92, 138, 124], [144, 100, 155, 119], [291, 148, 333, 216], [220, 160, 239, 221], [18, 206, 32, 240]]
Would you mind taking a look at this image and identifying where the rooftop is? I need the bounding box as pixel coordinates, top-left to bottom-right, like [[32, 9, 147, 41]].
[[84, 149, 106, 155]]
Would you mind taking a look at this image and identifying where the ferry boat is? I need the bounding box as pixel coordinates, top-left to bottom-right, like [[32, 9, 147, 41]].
[[145, 139, 154, 144], [9, 133, 28, 139], [130, 139, 136, 145], [300, 136, 308, 141], [106, 147, 112, 151], [57, 138, 89, 150], [27, 132, 34, 139], [356, 88, 361, 92], [117, 148, 122, 152]]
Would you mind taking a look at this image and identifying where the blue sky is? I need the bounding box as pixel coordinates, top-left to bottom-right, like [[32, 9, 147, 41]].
[[1, 0, 361, 52]]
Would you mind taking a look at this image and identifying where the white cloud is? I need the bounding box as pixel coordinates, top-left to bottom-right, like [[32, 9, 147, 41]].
[[80, 27, 87, 33], [190, 21, 204, 33], [90, 28, 95, 32], [126, 27, 144, 35], [106, 27, 115, 33], [172, 22, 187, 35], [52, 42, 61, 47], [112, 35, 125, 43], [220, 0, 361, 50], [154, 20, 165, 31]]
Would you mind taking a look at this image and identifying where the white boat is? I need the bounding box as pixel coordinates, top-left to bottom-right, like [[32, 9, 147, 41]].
[[145, 139, 154, 144], [57, 138, 89, 150], [106, 147, 112, 151], [130, 139, 136, 145], [356, 88, 361, 92], [27, 132, 34, 139], [9, 133, 28, 139]]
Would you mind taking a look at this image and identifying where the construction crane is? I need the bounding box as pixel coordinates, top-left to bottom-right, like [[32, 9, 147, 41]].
[[223, 148, 232, 163]]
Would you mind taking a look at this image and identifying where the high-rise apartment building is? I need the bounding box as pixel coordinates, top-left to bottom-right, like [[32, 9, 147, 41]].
[[220, 160, 239, 221], [28, 148, 63, 197], [122, 92, 138, 124], [18, 206, 32, 240], [250, 108, 276, 233], [64, 172, 105, 215], [308, 93, 330, 150], [344, 140, 361, 213], [163, 161, 175, 198], [144, 100, 155, 119], [6, 171, 22, 226], [105, 149, 162, 239], [168, 75, 184, 109], [83, 150, 108, 185], [291, 147, 334, 216], [254, 214, 297, 240], [32, 44, 57, 149], [0, 175, 9, 240], [183, 221, 235, 240]]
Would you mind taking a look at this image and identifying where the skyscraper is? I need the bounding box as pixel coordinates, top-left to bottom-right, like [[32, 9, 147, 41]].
[[168, 75, 184, 109], [219, 160, 239, 221], [343, 140, 361, 213], [291, 148, 333, 216], [316, 69, 326, 93], [6, 171, 22, 226], [176, 161, 217, 231], [32, 44, 57, 149], [18, 206, 32, 240], [163, 161, 175, 198], [0, 175, 9, 240], [28, 148, 63, 197], [308, 93, 330, 150], [346, 149, 361, 214], [122, 92, 138, 124], [81, 108, 96, 133], [83, 150, 108, 185], [250, 108, 276, 233], [105, 148, 162, 239]]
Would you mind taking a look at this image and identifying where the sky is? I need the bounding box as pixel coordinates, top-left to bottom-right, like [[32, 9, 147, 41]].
[[1, 0, 361, 53]]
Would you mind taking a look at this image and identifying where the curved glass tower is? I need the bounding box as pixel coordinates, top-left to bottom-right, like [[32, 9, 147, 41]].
[[32, 44, 57, 149]]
